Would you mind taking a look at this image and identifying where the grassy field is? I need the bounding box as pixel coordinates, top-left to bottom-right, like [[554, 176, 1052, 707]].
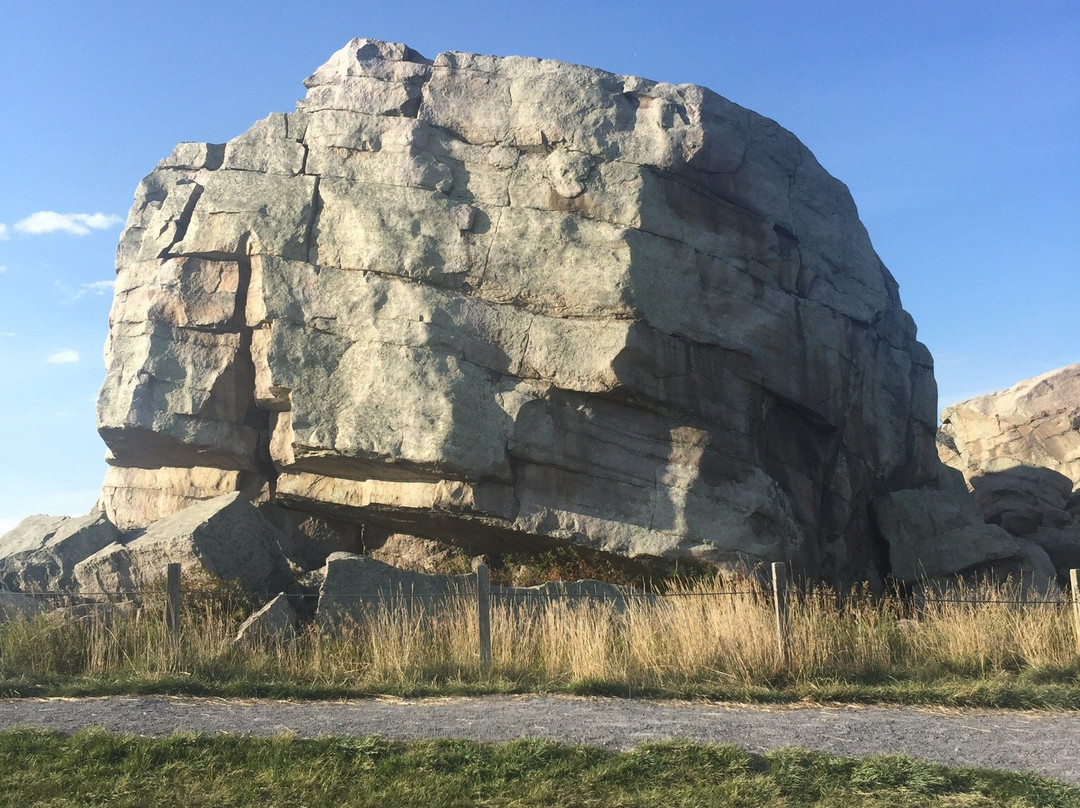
[[1, 729, 1077, 807], [1, 576, 1078, 707]]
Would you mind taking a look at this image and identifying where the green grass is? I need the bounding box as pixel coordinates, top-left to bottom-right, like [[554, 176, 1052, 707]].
[[0, 730, 1076, 807], [3, 668, 1080, 710]]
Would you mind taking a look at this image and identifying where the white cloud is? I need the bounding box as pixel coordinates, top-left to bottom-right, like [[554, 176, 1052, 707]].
[[14, 211, 122, 236], [71, 279, 115, 300], [0, 332, 14, 338], [0, 223, 8, 240], [46, 349, 80, 364], [0, 265, 8, 274]]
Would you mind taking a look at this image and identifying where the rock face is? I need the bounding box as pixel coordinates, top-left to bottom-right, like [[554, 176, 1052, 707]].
[[96, 39, 940, 585], [939, 363, 1080, 581]]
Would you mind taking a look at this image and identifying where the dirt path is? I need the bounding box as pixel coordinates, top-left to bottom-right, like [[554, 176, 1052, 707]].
[[1, 695, 1077, 785]]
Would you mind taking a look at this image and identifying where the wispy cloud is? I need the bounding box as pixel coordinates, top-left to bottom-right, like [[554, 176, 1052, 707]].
[[70, 279, 116, 301], [0, 265, 8, 275], [0, 224, 8, 241], [14, 211, 122, 236], [46, 349, 80, 364], [0, 332, 15, 338]]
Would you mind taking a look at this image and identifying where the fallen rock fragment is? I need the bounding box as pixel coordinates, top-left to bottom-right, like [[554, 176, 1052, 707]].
[[73, 493, 293, 595]]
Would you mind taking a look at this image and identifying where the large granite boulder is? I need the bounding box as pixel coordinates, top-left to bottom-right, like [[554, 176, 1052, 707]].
[[939, 363, 1080, 582], [0, 512, 121, 592], [96, 39, 941, 585]]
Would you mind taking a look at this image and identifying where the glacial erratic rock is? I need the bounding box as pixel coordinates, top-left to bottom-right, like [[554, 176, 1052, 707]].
[[97, 39, 941, 585]]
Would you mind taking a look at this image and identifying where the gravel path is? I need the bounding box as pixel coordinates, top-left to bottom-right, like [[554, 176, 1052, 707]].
[[1, 696, 1077, 785]]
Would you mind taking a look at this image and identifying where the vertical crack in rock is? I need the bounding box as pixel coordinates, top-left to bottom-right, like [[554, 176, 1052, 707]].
[[303, 176, 322, 265], [159, 182, 204, 259]]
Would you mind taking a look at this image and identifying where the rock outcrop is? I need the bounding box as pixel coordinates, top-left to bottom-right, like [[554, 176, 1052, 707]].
[[939, 363, 1080, 582], [96, 39, 943, 586]]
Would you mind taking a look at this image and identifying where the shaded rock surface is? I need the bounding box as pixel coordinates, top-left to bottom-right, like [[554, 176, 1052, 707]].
[[939, 363, 1080, 582], [317, 553, 635, 622], [0, 513, 121, 592], [872, 489, 1026, 583], [73, 493, 293, 595], [94, 38, 942, 586], [234, 593, 298, 644]]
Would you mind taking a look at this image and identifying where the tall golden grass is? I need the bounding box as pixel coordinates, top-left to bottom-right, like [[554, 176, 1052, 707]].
[[1, 576, 1077, 692]]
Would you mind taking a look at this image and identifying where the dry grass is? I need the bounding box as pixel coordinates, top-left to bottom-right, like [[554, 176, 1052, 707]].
[[1, 576, 1078, 700]]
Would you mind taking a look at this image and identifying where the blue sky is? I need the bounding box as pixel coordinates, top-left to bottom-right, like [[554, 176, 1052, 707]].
[[1, 0, 1076, 531]]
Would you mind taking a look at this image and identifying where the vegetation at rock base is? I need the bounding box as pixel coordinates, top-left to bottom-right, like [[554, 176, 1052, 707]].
[[1, 730, 1077, 808], [2, 575, 1079, 707]]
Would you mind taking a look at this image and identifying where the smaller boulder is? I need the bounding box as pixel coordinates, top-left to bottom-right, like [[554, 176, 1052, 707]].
[[1029, 527, 1080, 577], [73, 493, 293, 596], [0, 592, 46, 621], [873, 489, 1026, 582], [317, 553, 472, 622], [233, 593, 299, 645], [0, 511, 121, 592]]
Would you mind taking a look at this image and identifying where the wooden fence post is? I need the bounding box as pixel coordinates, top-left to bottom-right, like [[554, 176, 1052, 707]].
[[771, 561, 790, 668], [476, 563, 492, 677], [1070, 569, 1080, 653], [165, 563, 182, 665]]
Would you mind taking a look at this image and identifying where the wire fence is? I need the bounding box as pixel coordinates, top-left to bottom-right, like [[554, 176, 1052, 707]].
[[4, 563, 1080, 673]]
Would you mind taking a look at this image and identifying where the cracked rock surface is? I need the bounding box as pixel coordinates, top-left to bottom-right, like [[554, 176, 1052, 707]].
[[97, 39, 940, 584]]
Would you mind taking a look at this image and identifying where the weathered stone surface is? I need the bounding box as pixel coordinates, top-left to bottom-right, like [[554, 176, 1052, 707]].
[[73, 493, 292, 594], [98, 39, 941, 584], [0, 512, 121, 592], [99, 466, 269, 531], [939, 364, 1080, 583], [233, 593, 298, 644], [0, 592, 46, 621], [317, 552, 636, 622], [940, 364, 1080, 488], [872, 489, 1028, 582], [1030, 527, 1080, 576]]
